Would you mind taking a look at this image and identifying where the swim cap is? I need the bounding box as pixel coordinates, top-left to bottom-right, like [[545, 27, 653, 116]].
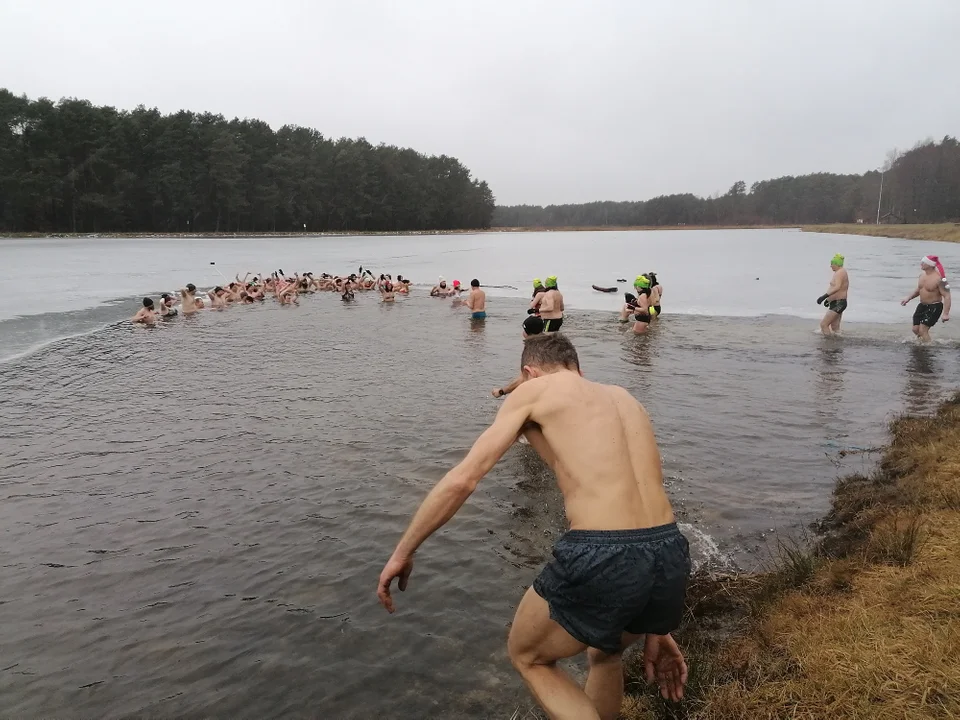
[[545, 276, 558, 288], [831, 254, 844, 267], [439, 276, 445, 283], [634, 275, 650, 289], [453, 280, 461, 288], [533, 278, 543, 288]]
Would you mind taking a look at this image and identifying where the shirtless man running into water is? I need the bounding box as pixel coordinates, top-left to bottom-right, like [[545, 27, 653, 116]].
[[817, 254, 849, 336], [378, 334, 690, 719], [902, 255, 951, 342]]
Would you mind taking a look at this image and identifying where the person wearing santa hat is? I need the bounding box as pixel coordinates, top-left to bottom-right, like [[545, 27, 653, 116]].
[[816, 253, 850, 336], [901, 255, 951, 342]]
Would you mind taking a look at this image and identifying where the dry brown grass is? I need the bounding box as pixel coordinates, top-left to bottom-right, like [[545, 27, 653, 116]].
[[622, 394, 960, 719], [804, 223, 960, 243]]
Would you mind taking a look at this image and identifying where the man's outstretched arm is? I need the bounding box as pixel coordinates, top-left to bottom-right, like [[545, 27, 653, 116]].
[[378, 386, 537, 612]]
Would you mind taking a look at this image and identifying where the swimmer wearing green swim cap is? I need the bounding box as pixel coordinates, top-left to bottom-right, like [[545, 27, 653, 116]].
[[537, 276, 564, 331], [816, 253, 849, 336], [621, 275, 654, 333]]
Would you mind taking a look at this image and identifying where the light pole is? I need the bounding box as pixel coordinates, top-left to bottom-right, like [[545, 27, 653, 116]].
[[875, 171, 884, 225]]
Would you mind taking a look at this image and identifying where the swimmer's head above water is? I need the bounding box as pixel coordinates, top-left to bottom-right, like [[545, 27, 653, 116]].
[[142, 297, 154, 309], [545, 276, 558, 289], [634, 275, 650, 290], [831, 254, 844, 269]]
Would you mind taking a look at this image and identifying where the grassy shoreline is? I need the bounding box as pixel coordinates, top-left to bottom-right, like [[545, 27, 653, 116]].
[[803, 223, 960, 243], [622, 394, 960, 719]]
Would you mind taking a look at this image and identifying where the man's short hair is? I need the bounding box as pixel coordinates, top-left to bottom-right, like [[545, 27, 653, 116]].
[[521, 333, 580, 371]]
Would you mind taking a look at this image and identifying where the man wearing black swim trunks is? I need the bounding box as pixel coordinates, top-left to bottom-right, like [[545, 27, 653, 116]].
[[379, 334, 690, 718], [817, 254, 849, 336], [902, 255, 951, 343]]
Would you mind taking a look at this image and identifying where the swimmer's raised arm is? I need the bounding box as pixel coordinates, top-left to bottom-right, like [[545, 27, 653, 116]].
[[378, 384, 540, 613]]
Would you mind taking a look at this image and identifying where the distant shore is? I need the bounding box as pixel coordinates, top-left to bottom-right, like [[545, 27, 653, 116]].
[[622, 394, 960, 720], [802, 223, 960, 243], [3, 222, 958, 242]]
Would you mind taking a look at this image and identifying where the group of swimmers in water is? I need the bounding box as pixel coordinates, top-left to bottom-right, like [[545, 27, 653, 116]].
[[131, 269, 445, 323], [818, 252, 951, 342]]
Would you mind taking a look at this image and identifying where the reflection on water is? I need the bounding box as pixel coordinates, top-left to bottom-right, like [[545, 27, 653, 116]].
[[903, 344, 940, 414], [814, 339, 846, 423]]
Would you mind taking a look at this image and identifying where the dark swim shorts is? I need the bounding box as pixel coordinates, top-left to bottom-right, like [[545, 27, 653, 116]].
[[634, 313, 651, 323], [533, 524, 691, 654], [826, 299, 847, 314], [543, 317, 564, 332], [913, 301, 943, 327]]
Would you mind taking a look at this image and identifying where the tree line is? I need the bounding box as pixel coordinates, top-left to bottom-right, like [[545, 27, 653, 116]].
[[0, 89, 495, 233], [494, 136, 960, 228]]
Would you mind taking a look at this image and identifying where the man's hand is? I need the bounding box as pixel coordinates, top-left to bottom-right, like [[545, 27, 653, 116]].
[[643, 633, 688, 702], [377, 555, 414, 613], [901, 297, 910, 306], [491, 388, 502, 398], [817, 294, 829, 305]]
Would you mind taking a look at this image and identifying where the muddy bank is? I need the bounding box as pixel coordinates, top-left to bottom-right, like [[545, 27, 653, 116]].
[[623, 393, 960, 720]]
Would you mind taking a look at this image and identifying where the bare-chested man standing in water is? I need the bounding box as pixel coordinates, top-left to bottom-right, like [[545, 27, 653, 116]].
[[131, 297, 158, 324], [378, 334, 690, 719], [180, 283, 198, 315], [535, 276, 565, 332], [902, 255, 951, 342], [817, 254, 849, 336]]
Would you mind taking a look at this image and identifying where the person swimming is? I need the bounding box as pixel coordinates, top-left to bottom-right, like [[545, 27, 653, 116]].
[[431, 277, 453, 297], [132, 297, 158, 324]]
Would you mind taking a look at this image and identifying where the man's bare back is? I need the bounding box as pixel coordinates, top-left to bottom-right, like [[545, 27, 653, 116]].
[[466, 287, 486, 312], [518, 373, 672, 531]]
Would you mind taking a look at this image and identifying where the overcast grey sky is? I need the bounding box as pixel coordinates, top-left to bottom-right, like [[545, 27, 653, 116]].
[[2, 0, 958, 205]]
